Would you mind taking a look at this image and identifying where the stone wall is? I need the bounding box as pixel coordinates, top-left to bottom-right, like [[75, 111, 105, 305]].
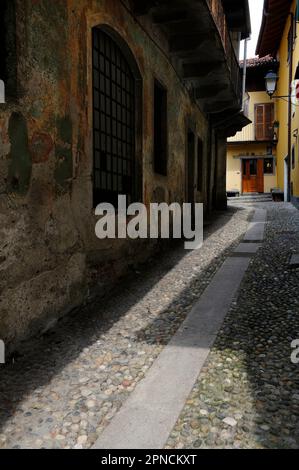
[[0, 0, 215, 352]]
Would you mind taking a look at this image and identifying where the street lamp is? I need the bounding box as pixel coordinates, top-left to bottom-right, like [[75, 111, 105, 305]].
[[265, 71, 278, 98]]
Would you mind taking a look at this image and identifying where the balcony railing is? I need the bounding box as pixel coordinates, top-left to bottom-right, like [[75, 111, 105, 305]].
[[206, 0, 243, 106]]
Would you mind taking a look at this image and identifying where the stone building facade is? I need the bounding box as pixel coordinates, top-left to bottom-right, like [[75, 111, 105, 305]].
[[0, 0, 250, 351]]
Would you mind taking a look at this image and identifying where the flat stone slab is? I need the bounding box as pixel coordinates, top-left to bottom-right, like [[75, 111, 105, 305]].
[[243, 209, 267, 242], [232, 243, 261, 256], [289, 254, 299, 268], [93, 257, 250, 450], [243, 223, 265, 242], [251, 209, 267, 223]]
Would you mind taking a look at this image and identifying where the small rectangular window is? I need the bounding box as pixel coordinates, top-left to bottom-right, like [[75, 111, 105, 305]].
[[0, 1, 17, 100], [197, 139, 203, 192], [154, 79, 168, 175], [264, 158, 274, 174]]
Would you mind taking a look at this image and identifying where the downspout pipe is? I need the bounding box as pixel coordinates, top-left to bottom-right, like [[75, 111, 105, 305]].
[[242, 37, 249, 112], [288, 12, 294, 202]]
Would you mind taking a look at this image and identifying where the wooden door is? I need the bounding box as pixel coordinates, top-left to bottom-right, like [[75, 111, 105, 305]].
[[242, 159, 264, 193]]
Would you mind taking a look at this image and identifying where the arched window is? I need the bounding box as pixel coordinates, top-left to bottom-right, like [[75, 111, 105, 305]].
[[92, 26, 142, 207]]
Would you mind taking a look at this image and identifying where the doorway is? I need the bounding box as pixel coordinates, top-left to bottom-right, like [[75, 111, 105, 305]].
[[242, 158, 264, 193], [187, 130, 195, 204]]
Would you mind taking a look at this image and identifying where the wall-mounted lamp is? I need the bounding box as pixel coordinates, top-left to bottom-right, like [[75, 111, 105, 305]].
[[265, 71, 292, 100], [265, 71, 278, 97]]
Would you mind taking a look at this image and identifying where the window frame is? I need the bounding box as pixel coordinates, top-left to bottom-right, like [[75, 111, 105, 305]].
[[197, 138, 204, 192], [263, 157, 275, 175]]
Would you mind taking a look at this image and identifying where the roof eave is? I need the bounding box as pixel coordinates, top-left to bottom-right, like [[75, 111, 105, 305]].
[[256, 0, 293, 57]]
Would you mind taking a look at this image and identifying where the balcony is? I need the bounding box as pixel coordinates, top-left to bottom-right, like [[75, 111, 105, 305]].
[[131, 0, 251, 135], [206, 0, 242, 106]]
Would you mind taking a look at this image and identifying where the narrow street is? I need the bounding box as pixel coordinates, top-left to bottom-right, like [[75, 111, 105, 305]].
[[0, 201, 298, 449]]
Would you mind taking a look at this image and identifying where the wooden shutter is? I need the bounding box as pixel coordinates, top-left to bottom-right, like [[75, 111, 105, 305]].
[[255, 105, 264, 140], [255, 103, 274, 141], [264, 103, 274, 139]]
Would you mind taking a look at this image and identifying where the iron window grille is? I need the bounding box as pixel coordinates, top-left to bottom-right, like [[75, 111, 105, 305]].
[[92, 28, 136, 207]]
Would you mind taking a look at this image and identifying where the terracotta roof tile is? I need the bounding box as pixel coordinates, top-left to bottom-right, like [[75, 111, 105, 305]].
[[240, 55, 278, 68]]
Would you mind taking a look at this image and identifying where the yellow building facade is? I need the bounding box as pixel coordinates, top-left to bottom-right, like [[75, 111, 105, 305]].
[[227, 58, 278, 195], [257, 0, 299, 203]]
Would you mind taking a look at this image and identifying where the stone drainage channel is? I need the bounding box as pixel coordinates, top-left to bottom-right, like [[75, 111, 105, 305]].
[[93, 209, 267, 449]]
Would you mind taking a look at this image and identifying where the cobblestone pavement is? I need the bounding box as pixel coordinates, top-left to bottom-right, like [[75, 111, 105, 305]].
[[166, 202, 299, 449], [0, 206, 251, 449]]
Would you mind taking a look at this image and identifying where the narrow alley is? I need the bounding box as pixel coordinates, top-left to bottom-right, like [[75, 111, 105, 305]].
[[1, 0, 299, 457], [0, 200, 298, 450]]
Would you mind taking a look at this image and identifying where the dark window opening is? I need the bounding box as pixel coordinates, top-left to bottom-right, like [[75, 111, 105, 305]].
[[154, 79, 168, 175], [264, 158, 274, 174], [197, 138, 203, 192], [0, 0, 17, 100], [292, 146, 295, 169], [187, 130, 195, 206], [92, 27, 137, 207]]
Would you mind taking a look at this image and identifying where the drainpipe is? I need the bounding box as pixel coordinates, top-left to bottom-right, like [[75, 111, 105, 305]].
[[242, 37, 248, 112], [288, 12, 294, 202]]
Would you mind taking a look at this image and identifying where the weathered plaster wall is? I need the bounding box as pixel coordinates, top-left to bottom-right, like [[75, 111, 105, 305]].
[[0, 0, 211, 351]]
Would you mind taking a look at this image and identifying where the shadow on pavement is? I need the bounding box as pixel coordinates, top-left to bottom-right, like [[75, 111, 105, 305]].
[[0, 206, 248, 436]]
